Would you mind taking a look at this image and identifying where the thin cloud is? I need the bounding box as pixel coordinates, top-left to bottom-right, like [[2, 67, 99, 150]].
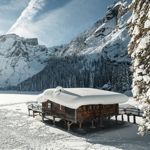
[[0, 0, 29, 35], [8, 0, 45, 35], [7, 0, 115, 46]]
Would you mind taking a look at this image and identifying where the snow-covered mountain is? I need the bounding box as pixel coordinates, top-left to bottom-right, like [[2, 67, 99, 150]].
[[58, 1, 131, 62], [0, 34, 50, 87], [15, 0, 132, 92]]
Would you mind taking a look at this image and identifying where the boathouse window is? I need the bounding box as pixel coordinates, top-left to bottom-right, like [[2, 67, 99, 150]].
[[48, 102, 51, 109], [60, 105, 64, 110]]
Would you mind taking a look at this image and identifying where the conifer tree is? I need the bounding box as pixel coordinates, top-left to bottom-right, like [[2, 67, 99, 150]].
[[128, 0, 150, 135]]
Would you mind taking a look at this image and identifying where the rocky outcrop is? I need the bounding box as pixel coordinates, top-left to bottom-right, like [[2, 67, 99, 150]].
[[0, 34, 50, 87], [25, 38, 38, 46]]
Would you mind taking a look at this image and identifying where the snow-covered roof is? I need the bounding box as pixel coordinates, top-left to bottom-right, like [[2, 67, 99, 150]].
[[37, 87, 128, 109]]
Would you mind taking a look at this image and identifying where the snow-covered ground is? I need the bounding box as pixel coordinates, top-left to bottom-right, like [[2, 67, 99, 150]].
[[0, 92, 150, 150]]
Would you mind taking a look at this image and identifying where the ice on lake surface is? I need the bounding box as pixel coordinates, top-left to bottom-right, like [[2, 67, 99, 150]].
[[0, 92, 150, 150]]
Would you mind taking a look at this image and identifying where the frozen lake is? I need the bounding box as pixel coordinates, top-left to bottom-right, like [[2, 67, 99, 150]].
[[0, 92, 150, 150]]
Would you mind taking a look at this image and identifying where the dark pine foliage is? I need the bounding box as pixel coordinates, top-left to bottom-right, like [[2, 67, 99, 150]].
[[12, 54, 132, 92]]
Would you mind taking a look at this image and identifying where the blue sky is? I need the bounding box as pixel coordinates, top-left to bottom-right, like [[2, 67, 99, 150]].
[[0, 0, 116, 46]]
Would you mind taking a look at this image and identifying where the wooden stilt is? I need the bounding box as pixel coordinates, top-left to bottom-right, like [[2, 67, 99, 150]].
[[121, 114, 124, 121], [91, 120, 96, 128], [28, 109, 30, 116], [79, 122, 82, 129], [99, 117, 104, 127], [33, 111, 35, 118], [53, 116, 56, 125], [42, 113, 45, 122], [115, 115, 118, 124], [67, 121, 73, 131], [67, 122, 70, 131], [63, 120, 67, 126], [127, 115, 130, 122], [133, 115, 136, 124]]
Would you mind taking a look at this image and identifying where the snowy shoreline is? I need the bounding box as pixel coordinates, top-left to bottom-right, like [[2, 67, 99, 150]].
[[0, 92, 150, 149]]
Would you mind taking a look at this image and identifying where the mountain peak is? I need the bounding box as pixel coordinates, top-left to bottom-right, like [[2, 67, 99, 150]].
[[16, 0, 132, 92], [0, 34, 49, 87]]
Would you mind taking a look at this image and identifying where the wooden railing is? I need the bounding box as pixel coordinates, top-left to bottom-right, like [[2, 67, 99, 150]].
[[118, 106, 144, 124], [27, 103, 144, 125], [28, 104, 42, 112], [119, 107, 143, 117]]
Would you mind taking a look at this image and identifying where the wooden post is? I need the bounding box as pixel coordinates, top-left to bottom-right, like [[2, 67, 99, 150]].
[[42, 113, 45, 122], [63, 120, 67, 126], [67, 122, 70, 131], [133, 115, 136, 124], [28, 109, 30, 116], [115, 115, 118, 124], [53, 116, 56, 125], [75, 110, 77, 123], [121, 114, 124, 121], [127, 114, 130, 122], [91, 120, 96, 128], [33, 111, 35, 118], [79, 122, 82, 129], [124, 108, 126, 114], [99, 117, 104, 127], [67, 121, 73, 131]]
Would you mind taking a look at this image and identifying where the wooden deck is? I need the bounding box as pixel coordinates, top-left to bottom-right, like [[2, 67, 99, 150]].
[[28, 103, 42, 117], [28, 103, 144, 129], [118, 106, 144, 124]]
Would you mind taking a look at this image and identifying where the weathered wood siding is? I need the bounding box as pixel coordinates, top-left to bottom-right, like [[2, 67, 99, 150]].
[[42, 101, 52, 115], [42, 101, 118, 123], [77, 104, 118, 122], [42, 101, 76, 122]]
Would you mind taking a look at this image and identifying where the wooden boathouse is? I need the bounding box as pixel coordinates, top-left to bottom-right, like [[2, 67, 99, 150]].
[[33, 87, 128, 130]]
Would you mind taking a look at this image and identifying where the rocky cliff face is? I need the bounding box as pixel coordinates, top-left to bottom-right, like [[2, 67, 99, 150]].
[[60, 1, 131, 61], [0, 34, 51, 87], [15, 1, 132, 92]]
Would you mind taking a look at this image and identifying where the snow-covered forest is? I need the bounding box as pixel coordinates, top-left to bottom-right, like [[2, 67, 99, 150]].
[[0, 0, 149, 149], [15, 55, 131, 92], [4, 0, 133, 92]]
